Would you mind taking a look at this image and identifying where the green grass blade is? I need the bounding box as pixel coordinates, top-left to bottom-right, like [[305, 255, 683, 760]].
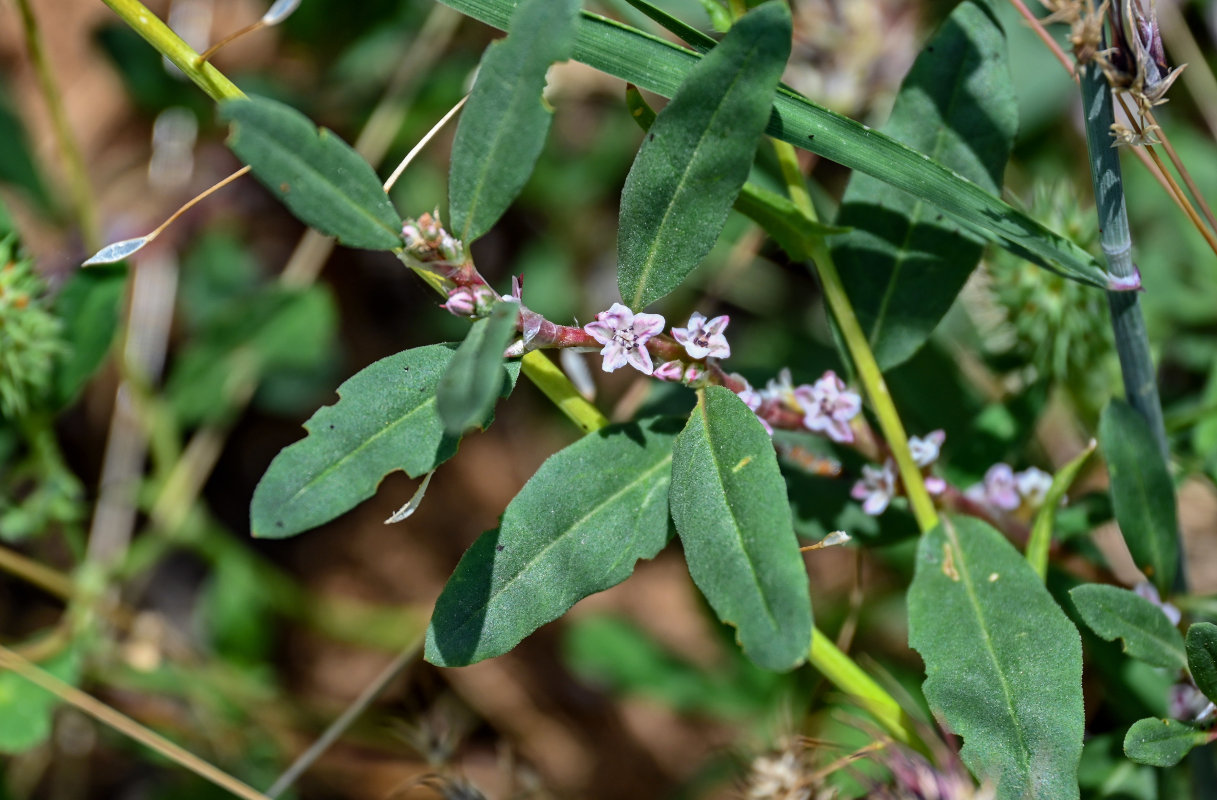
[[832, 0, 1017, 370], [437, 0, 1115, 289]]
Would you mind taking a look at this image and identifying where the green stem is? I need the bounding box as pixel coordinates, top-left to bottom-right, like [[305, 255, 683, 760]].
[[772, 141, 939, 534], [101, 0, 244, 102], [808, 632, 924, 752], [16, 0, 100, 246], [1078, 60, 1183, 589]]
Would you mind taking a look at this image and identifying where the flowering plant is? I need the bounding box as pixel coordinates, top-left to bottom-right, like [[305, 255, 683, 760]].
[[3, 0, 1217, 797]]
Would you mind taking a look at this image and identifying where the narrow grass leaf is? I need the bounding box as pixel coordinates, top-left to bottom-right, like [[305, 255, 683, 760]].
[[1099, 400, 1179, 594], [1124, 718, 1211, 767], [909, 515, 1084, 799], [1186, 622, 1217, 701], [1070, 584, 1187, 671], [425, 417, 681, 666], [437, 0, 1110, 288], [221, 95, 403, 250], [618, 1, 790, 309], [448, 0, 579, 243], [670, 386, 811, 672], [436, 301, 519, 435], [1026, 440, 1096, 579], [251, 344, 519, 538], [832, 0, 1016, 370]]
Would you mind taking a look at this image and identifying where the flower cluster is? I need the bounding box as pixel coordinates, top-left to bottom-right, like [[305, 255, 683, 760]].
[[401, 211, 464, 264], [759, 368, 863, 444], [850, 430, 947, 515], [964, 464, 1052, 515]]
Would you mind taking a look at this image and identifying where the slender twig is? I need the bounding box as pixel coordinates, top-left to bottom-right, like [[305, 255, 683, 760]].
[[265, 640, 422, 797], [771, 141, 938, 533], [1154, 0, 1217, 141], [1006, 0, 1076, 78], [1144, 108, 1217, 235], [101, 0, 244, 102], [0, 543, 73, 599], [14, 0, 100, 246], [0, 645, 271, 800]]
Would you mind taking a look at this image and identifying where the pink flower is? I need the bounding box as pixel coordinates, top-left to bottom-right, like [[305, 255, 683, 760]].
[[583, 303, 665, 375], [653, 361, 685, 381], [795, 370, 862, 443], [1016, 467, 1052, 508], [909, 430, 945, 467], [672, 311, 730, 360], [730, 374, 772, 435], [852, 459, 896, 515], [966, 463, 1020, 511], [442, 287, 475, 316]]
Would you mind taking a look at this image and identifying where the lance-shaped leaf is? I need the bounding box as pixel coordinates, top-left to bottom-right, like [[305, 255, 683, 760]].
[[1124, 718, 1211, 767], [448, 0, 579, 243], [624, 85, 845, 262], [617, 1, 790, 309], [436, 301, 519, 435], [221, 95, 403, 250], [831, 0, 1016, 370], [669, 386, 811, 672], [1070, 584, 1187, 671], [437, 0, 1112, 289], [909, 515, 1084, 799], [1186, 622, 1217, 701], [425, 416, 681, 666], [1099, 400, 1178, 594], [251, 344, 519, 538]]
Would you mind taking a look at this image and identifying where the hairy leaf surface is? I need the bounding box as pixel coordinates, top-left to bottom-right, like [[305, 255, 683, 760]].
[[221, 95, 403, 250], [426, 417, 681, 665], [909, 516, 1084, 799], [1124, 718, 1209, 767], [251, 344, 518, 538], [670, 386, 811, 671], [436, 301, 519, 435], [1071, 584, 1187, 671], [448, 0, 580, 242], [617, 1, 790, 308]]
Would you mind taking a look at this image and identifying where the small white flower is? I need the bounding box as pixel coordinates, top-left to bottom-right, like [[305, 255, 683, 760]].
[[795, 370, 862, 443], [671, 311, 731, 360], [909, 430, 945, 467], [583, 303, 665, 375], [852, 459, 897, 515], [1015, 467, 1053, 509]]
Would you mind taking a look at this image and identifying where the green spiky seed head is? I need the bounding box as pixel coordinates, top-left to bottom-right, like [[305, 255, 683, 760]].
[[984, 181, 1115, 410], [0, 235, 64, 419]]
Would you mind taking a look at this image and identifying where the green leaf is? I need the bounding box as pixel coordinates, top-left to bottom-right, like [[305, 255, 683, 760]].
[[1186, 622, 1217, 702], [448, 0, 579, 243], [617, 1, 791, 309], [1026, 440, 1096, 579], [670, 385, 811, 671], [220, 95, 403, 250], [1070, 584, 1187, 671], [165, 286, 337, 425], [0, 647, 79, 754], [1099, 400, 1179, 594], [50, 264, 127, 409], [908, 515, 1084, 799], [832, 0, 1016, 370], [250, 344, 519, 538], [438, 0, 1111, 289], [425, 416, 681, 666], [623, 85, 844, 262], [1124, 717, 1210, 767], [436, 301, 519, 435]]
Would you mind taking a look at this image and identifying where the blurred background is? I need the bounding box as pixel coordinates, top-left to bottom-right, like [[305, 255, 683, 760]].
[[2, 0, 1217, 797]]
